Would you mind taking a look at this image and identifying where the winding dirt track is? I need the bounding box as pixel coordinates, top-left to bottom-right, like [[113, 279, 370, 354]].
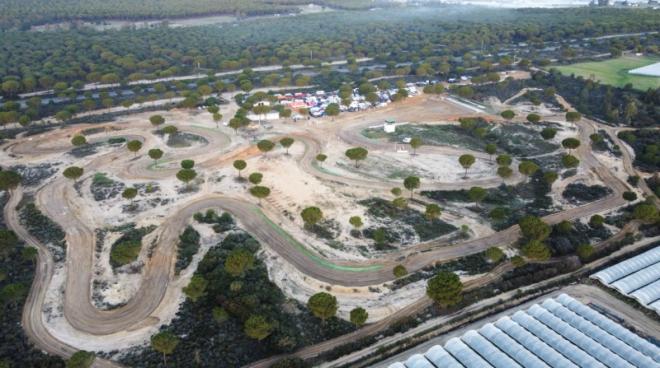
[[1, 94, 644, 364]]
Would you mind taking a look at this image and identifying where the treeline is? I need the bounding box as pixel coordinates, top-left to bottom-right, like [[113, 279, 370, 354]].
[[618, 129, 660, 172], [0, 0, 380, 30], [1, 7, 660, 96], [0, 66, 316, 128], [470, 71, 660, 127], [542, 72, 660, 127]]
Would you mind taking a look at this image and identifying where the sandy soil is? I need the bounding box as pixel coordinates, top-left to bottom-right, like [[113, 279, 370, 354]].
[[1, 90, 639, 357]]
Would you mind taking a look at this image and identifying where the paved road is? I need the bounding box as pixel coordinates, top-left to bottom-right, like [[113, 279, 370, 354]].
[[18, 58, 373, 99]]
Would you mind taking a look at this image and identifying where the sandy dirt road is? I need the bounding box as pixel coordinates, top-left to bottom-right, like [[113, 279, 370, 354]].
[[1, 92, 650, 365]]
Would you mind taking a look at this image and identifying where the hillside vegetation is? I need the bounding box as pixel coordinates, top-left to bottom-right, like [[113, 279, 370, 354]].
[[1, 7, 659, 95], [0, 0, 379, 30]]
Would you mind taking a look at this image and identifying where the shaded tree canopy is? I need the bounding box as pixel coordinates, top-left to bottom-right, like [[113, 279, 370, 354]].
[[500, 110, 515, 120], [426, 271, 463, 308], [248, 172, 263, 185], [562, 154, 580, 168], [349, 307, 368, 327], [233, 159, 247, 172], [425, 204, 441, 220], [345, 147, 368, 167], [182, 275, 208, 302], [0, 170, 22, 191], [393, 264, 408, 278], [244, 315, 274, 341], [150, 331, 179, 356], [349, 216, 363, 229], [522, 239, 551, 260], [71, 135, 87, 146], [176, 168, 197, 184], [180, 159, 195, 169], [280, 137, 294, 153], [300, 206, 323, 226], [249, 185, 271, 202], [561, 137, 581, 151], [403, 176, 420, 197], [518, 160, 539, 177], [541, 128, 557, 140], [121, 187, 137, 200], [526, 113, 541, 123], [496, 154, 512, 167], [162, 125, 178, 135], [257, 139, 275, 154], [518, 215, 551, 241], [307, 292, 338, 321], [66, 351, 95, 368], [149, 115, 165, 126], [127, 140, 143, 154], [62, 166, 84, 181], [148, 148, 163, 161], [224, 248, 255, 277]]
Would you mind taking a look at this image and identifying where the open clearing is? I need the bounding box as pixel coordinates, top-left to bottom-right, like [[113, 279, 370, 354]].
[[554, 56, 660, 91]]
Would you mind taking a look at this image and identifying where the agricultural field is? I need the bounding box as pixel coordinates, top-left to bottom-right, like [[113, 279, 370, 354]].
[[554, 56, 660, 91]]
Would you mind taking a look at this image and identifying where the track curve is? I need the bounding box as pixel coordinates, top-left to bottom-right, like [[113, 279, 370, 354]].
[[0, 93, 640, 364]]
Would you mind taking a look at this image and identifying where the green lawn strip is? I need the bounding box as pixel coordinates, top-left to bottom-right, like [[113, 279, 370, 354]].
[[147, 125, 227, 171], [107, 136, 127, 145], [311, 160, 337, 175], [146, 161, 171, 171], [554, 57, 660, 90], [253, 207, 382, 272]]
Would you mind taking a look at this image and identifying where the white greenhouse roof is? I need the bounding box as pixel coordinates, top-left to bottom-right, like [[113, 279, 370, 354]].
[[387, 294, 660, 368], [592, 246, 660, 314]]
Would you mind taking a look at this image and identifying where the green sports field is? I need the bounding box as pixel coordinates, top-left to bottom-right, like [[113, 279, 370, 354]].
[[554, 56, 660, 91]]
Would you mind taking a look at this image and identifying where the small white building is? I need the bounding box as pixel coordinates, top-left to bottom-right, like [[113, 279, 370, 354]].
[[247, 112, 280, 121], [384, 120, 396, 133]]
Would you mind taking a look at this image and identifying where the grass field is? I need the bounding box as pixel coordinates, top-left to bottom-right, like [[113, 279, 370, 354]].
[[554, 56, 660, 91]]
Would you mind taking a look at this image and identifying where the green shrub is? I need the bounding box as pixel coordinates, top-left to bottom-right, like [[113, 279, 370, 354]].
[[108, 225, 155, 268], [393, 265, 408, 278], [110, 240, 141, 267], [485, 247, 504, 263], [511, 255, 526, 267], [622, 191, 637, 201], [521, 240, 551, 261], [576, 244, 594, 261], [175, 226, 200, 274], [589, 215, 604, 228]]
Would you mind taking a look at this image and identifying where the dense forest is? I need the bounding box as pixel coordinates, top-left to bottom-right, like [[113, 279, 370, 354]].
[[1, 7, 660, 97], [0, 0, 380, 30], [122, 227, 354, 367]]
